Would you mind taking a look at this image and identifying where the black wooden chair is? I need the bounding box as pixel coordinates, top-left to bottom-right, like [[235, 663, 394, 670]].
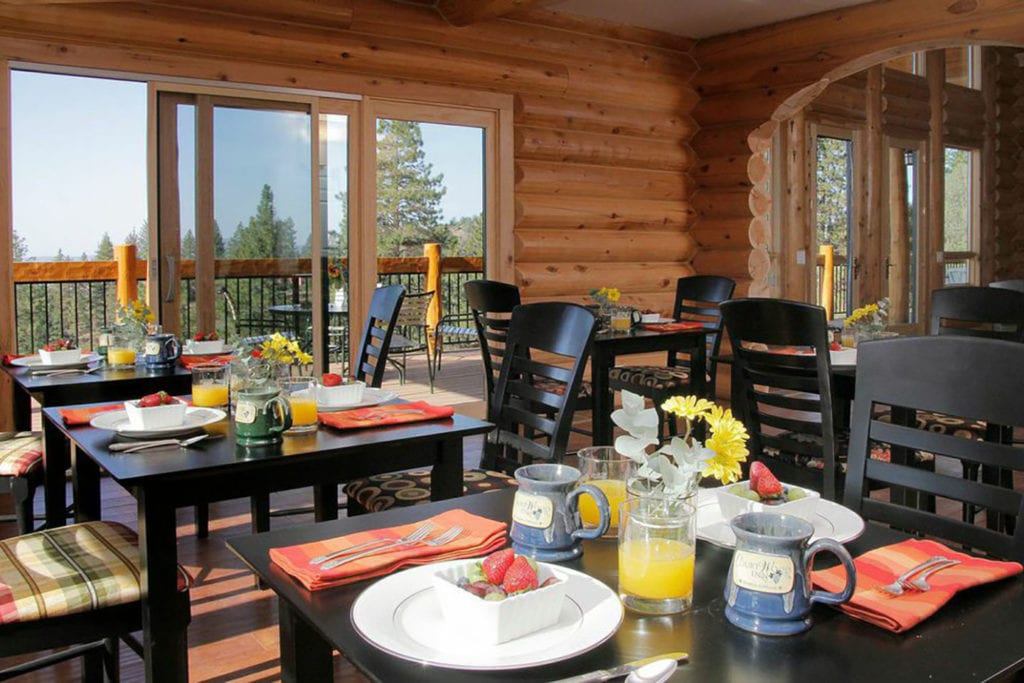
[[250, 285, 407, 532], [721, 298, 914, 502], [844, 336, 1024, 562], [930, 286, 1024, 342], [0, 521, 191, 681], [343, 302, 597, 513], [608, 275, 735, 438], [989, 279, 1024, 294], [0, 432, 45, 534], [464, 279, 593, 433]]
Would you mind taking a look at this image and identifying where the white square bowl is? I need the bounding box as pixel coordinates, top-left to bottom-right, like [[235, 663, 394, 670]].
[[431, 560, 567, 644], [185, 339, 226, 354], [315, 381, 366, 407], [123, 398, 188, 430], [38, 348, 82, 365], [717, 480, 821, 523], [640, 312, 662, 323]]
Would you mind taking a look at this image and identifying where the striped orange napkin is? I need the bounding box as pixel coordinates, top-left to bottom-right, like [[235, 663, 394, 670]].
[[640, 321, 704, 332], [811, 538, 1022, 633], [269, 508, 507, 591], [178, 355, 233, 370], [317, 401, 454, 431], [59, 404, 123, 426]]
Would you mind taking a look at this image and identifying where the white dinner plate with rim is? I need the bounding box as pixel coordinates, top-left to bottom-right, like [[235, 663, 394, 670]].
[[351, 560, 623, 671], [316, 388, 398, 412], [696, 487, 865, 549], [90, 407, 227, 439], [12, 352, 102, 370], [180, 346, 234, 357]]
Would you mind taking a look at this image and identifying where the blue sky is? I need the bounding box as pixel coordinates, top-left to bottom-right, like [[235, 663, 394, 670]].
[[12, 71, 483, 259]]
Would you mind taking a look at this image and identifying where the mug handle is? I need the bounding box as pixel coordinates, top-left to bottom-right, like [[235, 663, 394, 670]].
[[165, 337, 182, 361], [267, 396, 293, 435], [567, 484, 610, 540], [804, 538, 857, 606]]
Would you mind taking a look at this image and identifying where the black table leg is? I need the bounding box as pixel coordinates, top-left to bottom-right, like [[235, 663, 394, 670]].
[[41, 415, 69, 528], [313, 484, 339, 522], [278, 600, 333, 683], [72, 445, 101, 522], [138, 488, 189, 683], [591, 347, 613, 446], [13, 386, 30, 432], [431, 437, 463, 500]]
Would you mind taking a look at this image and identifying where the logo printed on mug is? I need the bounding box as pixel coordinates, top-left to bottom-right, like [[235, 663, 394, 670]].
[[731, 550, 795, 594], [235, 403, 257, 424], [511, 493, 554, 529]]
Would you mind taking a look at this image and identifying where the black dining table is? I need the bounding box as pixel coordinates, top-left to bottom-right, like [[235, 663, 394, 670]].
[[229, 487, 1024, 683], [2, 360, 193, 527], [590, 326, 708, 445], [42, 400, 492, 683]]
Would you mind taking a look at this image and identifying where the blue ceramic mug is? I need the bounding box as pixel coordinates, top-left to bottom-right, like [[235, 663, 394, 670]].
[[144, 333, 182, 369], [725, 512, 856, 636], [510, 463, 610, 562]]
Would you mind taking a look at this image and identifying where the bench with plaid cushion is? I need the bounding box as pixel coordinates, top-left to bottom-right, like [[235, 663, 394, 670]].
[[0, 433, 43, 479]]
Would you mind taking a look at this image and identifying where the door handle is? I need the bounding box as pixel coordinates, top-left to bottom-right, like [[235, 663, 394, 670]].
[[164, 254, 177, 303]]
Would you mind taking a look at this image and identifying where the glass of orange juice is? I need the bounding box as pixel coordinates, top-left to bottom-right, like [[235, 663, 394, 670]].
[[576, 446, 635, 537], [191, 363, 230, 408], [618, 495, 696, 615], [278, 376, 319, 435]]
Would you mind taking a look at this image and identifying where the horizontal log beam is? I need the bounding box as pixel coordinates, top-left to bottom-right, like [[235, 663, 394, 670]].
[[514, 93, 697, 139], [436, 0, 556, 27], [515, 160, 693, 201], [148, 0, 354, 30], [518, 261, 693, 298], [515, 229, 697, 262], [515, 193, 696, 231], [515, 125, 695, 171]]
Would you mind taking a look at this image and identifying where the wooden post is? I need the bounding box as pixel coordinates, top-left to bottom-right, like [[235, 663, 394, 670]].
[[0, 61, 13, 431], [819, 245, 834, 320], [115, 243, 139, 307], [424, 243, 441, 353], [888, 147, 909, 322]]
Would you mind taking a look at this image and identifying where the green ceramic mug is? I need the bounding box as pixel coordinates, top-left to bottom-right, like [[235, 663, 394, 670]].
[[234, 386, 292, 447]]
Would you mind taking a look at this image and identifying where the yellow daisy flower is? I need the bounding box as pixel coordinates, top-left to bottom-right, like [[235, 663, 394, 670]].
[[661, 395, 715, 421]]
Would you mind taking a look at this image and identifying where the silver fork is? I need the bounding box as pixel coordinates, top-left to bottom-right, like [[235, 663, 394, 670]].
[[878, 556, 950, 596], [108, 433, 212, 453], [309, 521, 435, 566], [902, 559, 961, 592], [319, 525, 465, 571]]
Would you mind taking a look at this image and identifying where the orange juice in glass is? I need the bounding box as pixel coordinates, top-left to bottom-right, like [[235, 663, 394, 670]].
[[278, 377, 318, 434], [107, 347, 136, 369], [191, 363, 229, 408], [618, 496, 696, 614], [576, 446, 635, 535]]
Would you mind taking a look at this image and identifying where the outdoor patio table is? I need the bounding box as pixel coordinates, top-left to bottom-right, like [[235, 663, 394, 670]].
[[2, 361, 193, 527], [42, 400, 491, 683], [229, 487, 1024, 683], [590, 326, 708, 445]]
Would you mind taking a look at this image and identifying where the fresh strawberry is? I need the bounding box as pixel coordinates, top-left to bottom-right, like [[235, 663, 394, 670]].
[[194, 333, 205, 341], [321, 373, 343, 387], [159, 391, 175, 405], [481, 548, 515, 584], [754, 467, 783, 499], [138, 393, 163, 408], [829, 341, 841, 351], [749, 461, 769, 492], [502, 555, 538, 594]]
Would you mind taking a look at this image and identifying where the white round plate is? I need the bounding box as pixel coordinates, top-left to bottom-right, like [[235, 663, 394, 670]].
[[13, 352, 102, 370], [830, 348, 857, 367], [351, 560, 623, 671], [90, 407, 227, 439], [316, 388, 398, 412], [181, 346, 234, 357], [696, 487, 865, 549]]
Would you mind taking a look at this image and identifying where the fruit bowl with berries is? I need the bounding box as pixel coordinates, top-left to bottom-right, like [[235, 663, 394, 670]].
[[38, 338, 81, 365], [716, 462, 820, 522], [431, 548, 568, 644], [314, 373, 365, 407], [124, 391, 188, 430], [184, 332, 225, 355]]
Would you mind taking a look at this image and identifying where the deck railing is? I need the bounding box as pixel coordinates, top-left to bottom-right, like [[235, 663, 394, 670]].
[[12, 249, 483, 354]]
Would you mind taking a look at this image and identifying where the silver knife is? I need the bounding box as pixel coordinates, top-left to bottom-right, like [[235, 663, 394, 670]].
[[552, 652, 689, 683]]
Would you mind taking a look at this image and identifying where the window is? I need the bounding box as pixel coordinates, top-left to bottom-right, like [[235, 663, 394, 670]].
[[945, 46, 979, 89], [943, 147, 979, 284], [815, 134, 855, 317]]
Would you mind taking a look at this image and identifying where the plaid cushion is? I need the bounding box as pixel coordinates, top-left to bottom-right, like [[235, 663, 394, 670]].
[[876, 409, 987, 440], [0, 433, 43, 478], [531, 379, 592, 399], [344, 469, 517, 513], [608, 365, 691, 391], [0, 521, 191, 625], [763, 431, 932, 473]]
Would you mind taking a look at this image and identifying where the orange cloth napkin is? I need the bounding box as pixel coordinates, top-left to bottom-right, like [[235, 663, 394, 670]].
[[640, 321, 704, 332], [178, 355, 233, 370], [317, 401, 454, 431], [59, 404, 123, 426], [269, 508, 508, 591], [2, 354, 26, 366], [811, 538, 1022, 633]]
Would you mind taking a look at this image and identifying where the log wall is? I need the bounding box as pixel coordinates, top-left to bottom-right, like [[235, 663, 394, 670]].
[[693, 0, 1024, 300], [0, 0, 699, 318], [990, 46, 1024, 279]]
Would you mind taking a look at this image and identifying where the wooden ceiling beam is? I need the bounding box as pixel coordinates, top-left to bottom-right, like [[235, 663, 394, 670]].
[[436, 0, 557, 27], [145, 0, 354, 31]]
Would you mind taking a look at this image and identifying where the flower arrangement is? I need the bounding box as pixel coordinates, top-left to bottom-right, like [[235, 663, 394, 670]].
[[590, 287, 621, 308], [232, 333, 313, 393], [845, 297, 890, 341], [612, 391, 749, 498], [116, 299, 156, 331], [250, 332, 313, 370], [327, 257, 347, 287]]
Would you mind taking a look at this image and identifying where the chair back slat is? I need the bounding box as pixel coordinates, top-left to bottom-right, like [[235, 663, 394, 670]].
[[667, 275, 735, 395], [845, 336, 1024, 562], [352, 285, 405, 388], [465, 280, 521, 409], [722, 298, 840, 499], [929, 286, 1024, 342]]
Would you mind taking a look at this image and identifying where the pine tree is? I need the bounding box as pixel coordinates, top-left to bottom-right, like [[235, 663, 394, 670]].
[[446, 214, 484, 257], [95, 232, 115, 260], [12, 229, 28, 261], [227, 184, 297, 258], [182, 229, 196, 259], [125, 221, 149, 260], [375, 120, 453, 257]]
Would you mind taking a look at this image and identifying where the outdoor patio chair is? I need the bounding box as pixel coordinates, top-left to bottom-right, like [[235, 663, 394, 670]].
[[343, 302, 597, 513], [0, 432, 44, 535], [844, 336, 1024, 562], [385, 290, 436, 392], [0, 521, 191, 681], [608, 275, 735, 439]]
